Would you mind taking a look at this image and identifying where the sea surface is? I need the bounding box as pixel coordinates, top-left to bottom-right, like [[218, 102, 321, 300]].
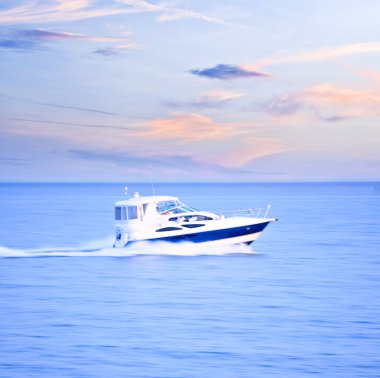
[[0, 182, 379, 378]]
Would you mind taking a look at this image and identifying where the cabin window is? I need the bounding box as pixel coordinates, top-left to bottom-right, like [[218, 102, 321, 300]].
[[156, 200, 178, 213], [195, 215, 213, 221], [115, 207, 127, 220], [115, 205, 147, 221], [115, 207, 122, 220], [128, 206, 138, 220], [157, 200, 197, 214]]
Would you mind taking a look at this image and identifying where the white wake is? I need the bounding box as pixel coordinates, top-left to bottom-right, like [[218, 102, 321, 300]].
[[0, 236, 253, 258]]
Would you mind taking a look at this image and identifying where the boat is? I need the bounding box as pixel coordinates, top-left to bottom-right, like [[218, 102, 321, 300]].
[[113, 190, 277, 248]]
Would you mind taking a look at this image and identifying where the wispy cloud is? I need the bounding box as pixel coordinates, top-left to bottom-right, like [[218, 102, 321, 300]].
[[257, 84, 380, 121], [303, 84, 380, 120], [0, 0, 137, 24], [94, 43, 138, 56], [189, 64, 271, 80], [0, 0, 226, 25], [257, 42, 380, 66], [37, 102, 119, 115], [194, 90, 244, 106], [69, 149, 249, 175], [188, 42, 380, 82], [8, 117, 132, 131], [304, 84, 380, 105], [134, 113, 234, 142], [258, 93, 303, 116], [0, 28, 129, 51], [213, 137, 286, 167], [356, 69, 380, 83], [0, 93, 153, 120], [167, 90, 244, 109], [0, 157, 29, 166], [14, 28, 122, 42], [0, 38, 35, 50], [117, 0, 226, 24]]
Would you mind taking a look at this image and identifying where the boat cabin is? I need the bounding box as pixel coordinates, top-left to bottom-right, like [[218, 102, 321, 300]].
[[114, 194, 198, 223]]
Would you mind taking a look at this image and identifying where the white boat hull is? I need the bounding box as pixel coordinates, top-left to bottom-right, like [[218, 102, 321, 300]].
[[117, 219, 273, 247]]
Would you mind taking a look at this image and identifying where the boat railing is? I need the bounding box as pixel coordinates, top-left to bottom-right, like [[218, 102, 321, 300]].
[[220, 205, 271, 218]]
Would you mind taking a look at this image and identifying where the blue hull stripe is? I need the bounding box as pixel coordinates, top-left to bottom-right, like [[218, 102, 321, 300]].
[[127, 221, 270, 245]]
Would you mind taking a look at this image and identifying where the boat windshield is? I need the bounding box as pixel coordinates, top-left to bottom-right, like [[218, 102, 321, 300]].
[[156, 200, 197, 214]]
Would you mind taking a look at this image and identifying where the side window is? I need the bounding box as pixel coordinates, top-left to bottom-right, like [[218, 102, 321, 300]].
[[115, 207, 128, 220], [116, 205, 147, 221], [115, 207, 122, 220], [128, 206, 138, 220]]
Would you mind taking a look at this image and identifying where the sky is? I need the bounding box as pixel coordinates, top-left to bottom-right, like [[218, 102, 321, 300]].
[[0, 0, 380, 182]]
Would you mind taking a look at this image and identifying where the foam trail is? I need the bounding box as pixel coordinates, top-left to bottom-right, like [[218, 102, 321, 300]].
[[0, 238, 254, 258], [122, 241, 253, 256]]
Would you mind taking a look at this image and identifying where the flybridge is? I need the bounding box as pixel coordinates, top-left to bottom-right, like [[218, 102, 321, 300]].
[[113, 189, 277, 248]]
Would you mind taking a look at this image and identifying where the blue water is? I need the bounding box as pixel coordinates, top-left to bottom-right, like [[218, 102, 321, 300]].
[[0, 182, 379, 377]]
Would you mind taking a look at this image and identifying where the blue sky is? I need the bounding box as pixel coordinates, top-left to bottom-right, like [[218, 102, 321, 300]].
[[1, 0, 379, 182]]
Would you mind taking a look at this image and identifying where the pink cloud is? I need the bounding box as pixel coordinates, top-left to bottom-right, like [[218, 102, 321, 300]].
[[302, 84, 380, 119], [216, 137, 287, 167], [350, 68, 380, 84], [134, 113, 234, 142], [303, 84, 380, 105], [257, 42, 380, 66], [0, 0, 133, 24], [260, 84, 380, 122], [118, 0, 226, 24], [192, 90, 244, 106]]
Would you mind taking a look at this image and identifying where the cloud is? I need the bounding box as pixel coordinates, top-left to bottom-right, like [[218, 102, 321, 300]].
[[0, 38, 35, 50], [323, 116, 349, 123], [217, 137, 287, 167], [257, 84, 380, 121], [35, 102, 119, 115], [0, 28, 129, 51], [303, 84, 380, 120], [0, 0, 226, 25], [258, 94, 303, 116], [117, 0, 226, 24], [303, 84, 380, 106], [69, 149, 250, 175], [94, 43, 138, 56], [8, 117, 132, 131], [0, 93, 154, 120], [167, 90, 244, 108], [189, 64, 271, 80], [356, 69, 380, 83], [0, 0, 138, 24], [194, 90, 244, 106], [14, 28, 123, 42], [257, 42, 380, 67], [188, 42, 380, 83], [134, 113, 234, 141], [0, 157, 29, 166]]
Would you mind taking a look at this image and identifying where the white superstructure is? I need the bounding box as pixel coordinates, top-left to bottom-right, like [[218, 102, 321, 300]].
[[113, 191, 276, 247]]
